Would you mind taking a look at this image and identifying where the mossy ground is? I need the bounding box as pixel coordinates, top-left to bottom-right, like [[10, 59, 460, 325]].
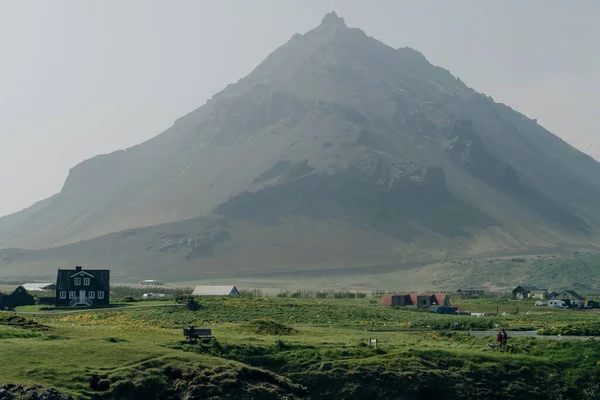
[[1, 297, 600, 399]]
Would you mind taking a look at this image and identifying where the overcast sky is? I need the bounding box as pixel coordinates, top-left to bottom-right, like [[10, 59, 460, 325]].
[[0, 0, 598, 217]]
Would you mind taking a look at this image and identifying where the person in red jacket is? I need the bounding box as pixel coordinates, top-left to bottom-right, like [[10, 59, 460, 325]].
[[496, 330, 505, 348]]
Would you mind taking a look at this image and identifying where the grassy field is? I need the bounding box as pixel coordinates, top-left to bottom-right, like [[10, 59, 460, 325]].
[[13, 299, 177, 313], [161, 252, 600, 293], [2, 296, 600, 399]]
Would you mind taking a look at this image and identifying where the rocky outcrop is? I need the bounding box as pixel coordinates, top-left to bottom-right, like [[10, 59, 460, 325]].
[[443, 118, 521, 190], [216, 153, 497, 240], [145, 218, 231, 259], [0, 385, 72, 400]]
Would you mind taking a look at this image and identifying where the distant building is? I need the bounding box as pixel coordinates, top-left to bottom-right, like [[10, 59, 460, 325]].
[[456, 288, 485, 297], [512, 286, 547, 300], [586, 300, 599, 309], [22, 283, 56, 292], [140, 280, 164, 286], [0, 286, 35, 310], [192, 286, 240, 296], [142, 293, 167, 299], [529, 290, 549, 300], [55, 266, 110, 307], [557, 290, 586, 308], [380, 293, 450, 308]]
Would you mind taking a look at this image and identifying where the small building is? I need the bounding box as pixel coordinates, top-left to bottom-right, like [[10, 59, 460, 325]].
[[529, 290, 548, 300], [192, 285, 240, 297], [142, 293, 167, 299], [548, 291, 558, 300], [557, 290, 586, 309], [431, 305, 459, 315], [56, 266, 110, 307], [586, 300, 599, 309], [140, 280, 164, 286], [380, 293, 450, 308], [456, 288, 485, 298], [512, 285, 547, 300], [0, 286, 35, 310], [22, 283, 56, 292]]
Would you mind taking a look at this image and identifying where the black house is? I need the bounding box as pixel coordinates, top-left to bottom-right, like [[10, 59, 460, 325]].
[[0, 286, 35, 310], [0, 291, 7, 310], [56, 266, 110, 307]]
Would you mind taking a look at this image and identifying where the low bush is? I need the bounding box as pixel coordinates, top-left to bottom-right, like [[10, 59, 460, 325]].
[[244, 319, 297, 336]]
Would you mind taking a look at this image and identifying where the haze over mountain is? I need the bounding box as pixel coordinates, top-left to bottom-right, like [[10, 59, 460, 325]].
[[1, 13, 600, 280]]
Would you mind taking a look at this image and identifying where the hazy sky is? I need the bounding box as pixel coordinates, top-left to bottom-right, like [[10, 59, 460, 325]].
[[1, 1, 598, 217]]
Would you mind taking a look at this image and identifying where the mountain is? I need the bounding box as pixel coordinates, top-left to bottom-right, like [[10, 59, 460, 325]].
[[2, 12, 600, 280], [579, 143, 600, 161]]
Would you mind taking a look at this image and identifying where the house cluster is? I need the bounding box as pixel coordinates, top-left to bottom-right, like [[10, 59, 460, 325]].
[[0, 268, 244, 311], [0, 266, 111, 310], [512, 285, 590, 308], [380, 293, 459, 314]]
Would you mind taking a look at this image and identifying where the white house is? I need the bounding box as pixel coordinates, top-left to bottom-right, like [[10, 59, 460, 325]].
[[192, 285, 240, 296]]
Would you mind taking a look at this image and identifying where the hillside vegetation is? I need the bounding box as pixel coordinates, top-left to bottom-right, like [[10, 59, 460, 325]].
[[3, 297, 600, 399]]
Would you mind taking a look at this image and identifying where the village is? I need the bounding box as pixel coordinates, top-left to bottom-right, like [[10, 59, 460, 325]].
[[0, 266, 597, 318]]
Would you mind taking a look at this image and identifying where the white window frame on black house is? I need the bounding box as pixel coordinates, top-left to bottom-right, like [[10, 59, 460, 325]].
[[60, 291, 66, 299], [69, 291, 76, 299], [98, 291, 104, 300], [88, 291, 95, 299], [74, 277, 81, 286], [84, 278, 90, 286]]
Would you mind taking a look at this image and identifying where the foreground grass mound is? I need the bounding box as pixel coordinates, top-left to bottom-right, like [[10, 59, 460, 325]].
[[0, 384, 72, 400], [5, 298, 600, 399], [0, 313, 48, 330], [82, 358, 305, 400], [171, 335, 600, 400]]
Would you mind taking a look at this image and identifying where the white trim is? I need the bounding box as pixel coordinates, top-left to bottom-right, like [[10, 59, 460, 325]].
[[69, 291, 76, 299], [59, 291, 66, 299], [70, 271, 94, 278], [83, 277, 90, 286], [98, 291, 105, 300], [89, 291, 95, 299], [74, 277, 81, 286]]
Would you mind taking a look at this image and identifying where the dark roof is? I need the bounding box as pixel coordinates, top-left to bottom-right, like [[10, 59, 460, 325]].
[[514, 285, 540, 292], [380, 293, 449, 306], [56, 268, 110, 291], [561, 290, 585, 300]]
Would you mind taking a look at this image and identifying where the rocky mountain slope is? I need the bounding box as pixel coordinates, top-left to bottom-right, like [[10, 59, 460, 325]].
[[1, 12, 600, 279]]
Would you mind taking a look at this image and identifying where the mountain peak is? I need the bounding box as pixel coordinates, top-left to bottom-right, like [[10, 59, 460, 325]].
[[321, 11, 346, 27]]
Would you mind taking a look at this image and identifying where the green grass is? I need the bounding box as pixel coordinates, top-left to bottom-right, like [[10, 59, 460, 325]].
[[2, 296, 600, 399], [14, 300, 177, 313]]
